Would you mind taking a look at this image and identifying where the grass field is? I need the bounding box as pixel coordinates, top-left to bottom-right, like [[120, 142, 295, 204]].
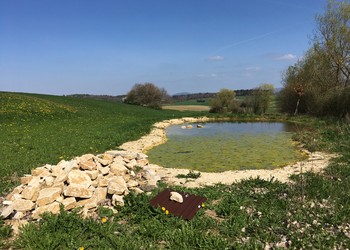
[[1, 92, 350, 249], [0, 92, 198, 194]]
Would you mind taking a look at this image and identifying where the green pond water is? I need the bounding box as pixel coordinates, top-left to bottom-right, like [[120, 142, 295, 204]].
[[147, 122, 306, 172]]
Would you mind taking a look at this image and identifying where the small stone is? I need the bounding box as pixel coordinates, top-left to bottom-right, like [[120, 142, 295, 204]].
[[129, 187, 144, 195], [98, 176, 109, 187], [67, 170, 92, 188], [92, 187, 107, 201], [126, 159, 137, 169], [13, 211, 25, 220], [61, 197, 76, 210], [43, 176, 55, 187], [112, 194, 124, 207], [107, 176, 128, 195], [127, 180, 139, 188], [12, 199, 35, 212], [136, 158, 149, 167], [20, 175, 33, 185], [36, 187, 62, 207], [85, 170, 99, 180], [5, 186, 24, 201], [110, 163, 128, 175], [1, 205, 14, 218], [140, 179, 158, 192], [51, 164, 64, 177], [75, 197, 98, 210], [32, 202, 61, 219], [54, 171, 68, 184], [31, 166, 50, 177], [21, 186, 40, 201], [28, 176, 42, 188], [97, 165, 110, 175], [170, 192, 183, 203], [78, 154, 96, 170], [64, 185, 93, 198]]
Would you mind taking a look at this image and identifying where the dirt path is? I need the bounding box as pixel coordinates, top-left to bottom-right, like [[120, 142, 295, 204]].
[[120, 117, 335, 188]]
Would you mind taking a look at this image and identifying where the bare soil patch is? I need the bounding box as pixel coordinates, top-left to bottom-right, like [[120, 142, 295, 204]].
[[162, 105, 210, 111]]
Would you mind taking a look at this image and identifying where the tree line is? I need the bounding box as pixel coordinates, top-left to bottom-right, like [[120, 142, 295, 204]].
[[278, 0, 350, 117]]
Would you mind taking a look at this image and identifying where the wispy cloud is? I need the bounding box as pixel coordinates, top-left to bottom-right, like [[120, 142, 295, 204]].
[[197, 73, 218, 78], [275, 53, 297, 61], [245, 66, 261, 71], [207, 55, 224, 61]]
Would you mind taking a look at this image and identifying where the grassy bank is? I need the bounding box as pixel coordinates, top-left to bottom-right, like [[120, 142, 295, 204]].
[[0, 92, 198, 194], [1, 92, 350, 249]]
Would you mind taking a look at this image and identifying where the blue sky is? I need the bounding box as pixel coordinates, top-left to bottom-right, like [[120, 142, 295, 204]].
[[0, 0, 326, 95]]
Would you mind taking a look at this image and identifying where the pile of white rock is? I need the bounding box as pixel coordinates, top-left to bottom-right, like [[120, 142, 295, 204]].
[[1, 150, 161, 221]]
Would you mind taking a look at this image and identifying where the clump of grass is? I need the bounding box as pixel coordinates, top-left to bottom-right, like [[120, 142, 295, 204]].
[[176, 170, 201, 179]]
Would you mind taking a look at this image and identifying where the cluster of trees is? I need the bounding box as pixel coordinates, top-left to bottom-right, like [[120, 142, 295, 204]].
[[278, 0, 350, 117], [209, 84, 274, 114], [124, 83, 169, 109]]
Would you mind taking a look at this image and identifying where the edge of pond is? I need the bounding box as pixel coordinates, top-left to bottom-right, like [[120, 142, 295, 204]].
[[119, 116, 335, 187]]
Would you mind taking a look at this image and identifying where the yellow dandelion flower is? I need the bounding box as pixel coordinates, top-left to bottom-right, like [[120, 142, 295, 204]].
[[161, 207, 166, 211], [101, 217, 107, 223], [201, 203, 205, 207], [165, 210, 169, 215], [79, 247, 84, 250]]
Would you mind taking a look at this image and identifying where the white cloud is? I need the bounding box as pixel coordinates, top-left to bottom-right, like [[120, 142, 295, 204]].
[[276, 53, 297, 61], [207, 55, 224, 61], [245, 66, 261, 71]]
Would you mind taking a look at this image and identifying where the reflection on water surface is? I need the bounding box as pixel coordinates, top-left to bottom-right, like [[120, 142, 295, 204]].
[[147, 122, 306, 172]]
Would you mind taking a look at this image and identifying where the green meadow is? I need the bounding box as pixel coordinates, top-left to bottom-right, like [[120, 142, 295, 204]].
[[0, 92, 196, 193], [1, 92, 350, 249]]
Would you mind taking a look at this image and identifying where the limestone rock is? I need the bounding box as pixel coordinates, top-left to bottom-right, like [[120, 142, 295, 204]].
[[36, 187, 62, 207], [32, 202, 61, 219], [54, 171, 68, 184], [129, 187, 144, 195], [31, 166, 50, 177], [75, 197, 98, 210], [12, 199, 35, 212], [43, 176, 55, 187], [170, 192, 183, 203], [1, 205, 14, 218], [97, 164, 110, 175], [126, 180, 139, 188], [107, 176, 127, 195], [51, 164, 64, 177], [110, 163, 128, 175], [21, 186, 40, 201], [67, 170, 91, 188], [61, 197, 76, 210], [112, 194, 124, 207], [13, 211, 26, 220], [20, 175, 33, 185], [28, 176, 41, 188], [85, 170, 99, 180], [64, 185, 93, 198], [78, 154, 96, 170], [140, 179, 158, 192], [6, 186, 24, 201], [92, 187, 107, 201]]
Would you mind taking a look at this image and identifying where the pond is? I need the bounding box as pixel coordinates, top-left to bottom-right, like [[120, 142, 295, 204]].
[[147, 122, 306, 172]]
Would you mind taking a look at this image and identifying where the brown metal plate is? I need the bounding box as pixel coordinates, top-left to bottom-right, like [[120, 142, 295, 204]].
[[150, 189, 207, 220]]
